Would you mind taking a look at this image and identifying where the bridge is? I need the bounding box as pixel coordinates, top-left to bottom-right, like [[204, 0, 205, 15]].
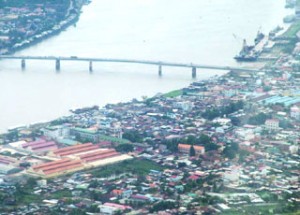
[[0, 55, 260, 78]]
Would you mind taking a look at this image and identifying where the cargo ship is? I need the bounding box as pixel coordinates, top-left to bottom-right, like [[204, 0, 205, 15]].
[[234, 39, 258, 62], [234, 31, 265, 62], [70, 105, 99, 114]]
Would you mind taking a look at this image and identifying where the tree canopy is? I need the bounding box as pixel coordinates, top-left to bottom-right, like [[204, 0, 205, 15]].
[[189, 145, 196, 156], [122, 130, 143, 143], [115, 143, 134, 153]]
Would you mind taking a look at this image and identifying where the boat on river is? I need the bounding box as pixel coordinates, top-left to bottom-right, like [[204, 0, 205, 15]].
[[234, 39, 258, 62]]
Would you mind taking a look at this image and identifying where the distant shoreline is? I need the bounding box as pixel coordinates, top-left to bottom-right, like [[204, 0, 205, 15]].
[[1, 0, 86, 55], [5, 15, 80, 55]]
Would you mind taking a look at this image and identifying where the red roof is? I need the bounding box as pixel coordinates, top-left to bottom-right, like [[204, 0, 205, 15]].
[[33, 158, 72, 170], [22, 139, 46, 148], [43, 161, 83, 175], [188, 175, 200, 181], [79, 149, 115, 159], [80, 149, 120, 163], [32, 158, 83, 176], [53, 143, 93, 153], [34, 145, 58, 152], [178, 144, 204, 151], [0, 156, 16, 165], [53, 143, 100, 156], [103, 203, 132, 210], [22, 140, 58, 152], [30, 141, 57, 150]]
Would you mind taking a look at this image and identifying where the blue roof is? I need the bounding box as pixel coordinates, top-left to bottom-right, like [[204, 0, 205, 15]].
[[263, 96, 300, 106]]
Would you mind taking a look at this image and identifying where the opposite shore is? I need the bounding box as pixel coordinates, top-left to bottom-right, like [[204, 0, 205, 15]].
[[0, 0, 89, 55]]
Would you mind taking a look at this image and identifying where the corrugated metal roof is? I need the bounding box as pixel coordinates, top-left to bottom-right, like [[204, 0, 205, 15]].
[[53, 143, 93, 154], [57, 145, 99, 156]]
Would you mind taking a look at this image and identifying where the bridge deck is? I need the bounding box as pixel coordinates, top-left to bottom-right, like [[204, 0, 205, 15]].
[[0, 55, 260, 72]]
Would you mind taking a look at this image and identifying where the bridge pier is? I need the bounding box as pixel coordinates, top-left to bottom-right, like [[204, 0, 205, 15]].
[[192, 67, 197, 79], [55, 59, 60, 71], [158, 65, 162, 77], [89, 61, 93, 72], [21, 59, 26, 70]]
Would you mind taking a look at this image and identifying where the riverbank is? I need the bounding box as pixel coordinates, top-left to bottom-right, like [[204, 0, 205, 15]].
[[0, 0, 291, 135], [0, 0, 87, 55], [0, 20, 296, 136]]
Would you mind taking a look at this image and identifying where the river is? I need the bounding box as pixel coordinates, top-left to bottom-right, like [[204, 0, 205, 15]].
[[0, 0, 292, 132]]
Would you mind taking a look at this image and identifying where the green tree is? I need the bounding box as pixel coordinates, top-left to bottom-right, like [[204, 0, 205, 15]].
[[223, 142, 239, 159], [186, 135, 197, 145], [189, 145, 196, 156], [205, 142, 219, 151], [230, 117, 241, 126], [5, 130, 18, 142], [149, 201, 177, 213], [178, 162, 187, 168], [248, 113, 270, 125], [122, 130, 142, 142], [89, 180, 99, 188], [26, 177, 37, 188], [115, 143, 134, 153], [162, 139, 179, 152], [198, 134, 210, 145]]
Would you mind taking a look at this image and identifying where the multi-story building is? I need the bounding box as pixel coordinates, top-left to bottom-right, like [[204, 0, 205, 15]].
[[265, 119, 280, 130], [290, 105, 300, 120]]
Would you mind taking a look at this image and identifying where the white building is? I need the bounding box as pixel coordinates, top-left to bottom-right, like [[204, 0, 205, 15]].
[[290, 105, 300, 120], [42, 125, 70, 140], [99, 203, 131, 215], [174, 101, 194, 112], [235, 128, 256, 141], [265, 119, 280, 130], [223, 166, 241, 186], [99, 205, 119, 215]]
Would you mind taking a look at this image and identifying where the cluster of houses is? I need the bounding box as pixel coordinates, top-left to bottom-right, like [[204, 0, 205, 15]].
[[0, 54, 299, 213]]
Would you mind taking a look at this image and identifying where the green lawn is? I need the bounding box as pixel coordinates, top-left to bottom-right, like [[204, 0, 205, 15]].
[[221, 203, 299, 215], [282, 20, 300, 38], [17, 192, 41, 205], [50, 189, 72, 199], [163, 89, 183, 98], [281, 212, 300, 215], [90, 159, 164, 177], [222, 205, 276, 215]]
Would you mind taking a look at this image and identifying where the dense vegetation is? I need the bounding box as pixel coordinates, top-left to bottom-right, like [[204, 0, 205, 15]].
[[122, 130, 143, 143], [90, 159, 164, 177], [0, 0, 68, 7], [248, 112, 270, 125], [163, 89, 183, 98], [149, 201, 177, 213], [202, 101, 244, 120], [283, 20, 300, 38], [115, 143, 134, 153]]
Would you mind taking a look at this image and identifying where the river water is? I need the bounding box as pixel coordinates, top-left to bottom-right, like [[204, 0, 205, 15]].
[[0, 0, 291, 132]]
